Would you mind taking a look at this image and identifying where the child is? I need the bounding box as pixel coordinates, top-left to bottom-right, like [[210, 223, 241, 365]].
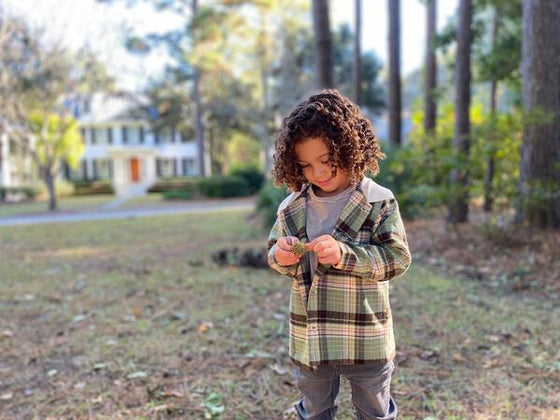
[[267, 89, 411, 420]]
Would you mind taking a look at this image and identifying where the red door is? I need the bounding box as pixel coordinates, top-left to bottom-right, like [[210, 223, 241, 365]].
[[130, 158, 140, 183]]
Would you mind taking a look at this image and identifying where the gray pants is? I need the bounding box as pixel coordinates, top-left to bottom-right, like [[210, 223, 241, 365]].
[[294, 361, 397, 420]]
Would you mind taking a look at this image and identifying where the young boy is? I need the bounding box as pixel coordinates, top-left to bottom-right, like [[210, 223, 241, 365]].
[[267, 89, 411, 420]]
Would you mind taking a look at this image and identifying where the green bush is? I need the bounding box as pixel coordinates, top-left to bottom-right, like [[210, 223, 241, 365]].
[[163, 188, 196, 200], [147, 177, 200, 193], [198, 175, 250, 198], [0, 186, 38, 201], [72, 180, 114, 196], [256, 182, 290, 229], [229, 167, 265, 194]]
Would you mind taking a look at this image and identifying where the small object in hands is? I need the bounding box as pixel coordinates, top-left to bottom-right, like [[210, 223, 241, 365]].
[[291, 241, 307, 258]]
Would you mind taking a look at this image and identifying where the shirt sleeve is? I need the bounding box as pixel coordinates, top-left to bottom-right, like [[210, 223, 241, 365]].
[[333, 200, 411, 281], [267, 217, 299, 278]]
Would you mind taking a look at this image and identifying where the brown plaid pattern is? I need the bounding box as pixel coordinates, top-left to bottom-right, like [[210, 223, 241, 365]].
[[268, 178, 411, 367]]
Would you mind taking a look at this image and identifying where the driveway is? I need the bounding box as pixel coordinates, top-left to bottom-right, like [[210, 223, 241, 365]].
[[0, 197, 255, 226]]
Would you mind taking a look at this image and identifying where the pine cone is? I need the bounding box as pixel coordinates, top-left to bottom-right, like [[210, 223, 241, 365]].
[[291, 241, 307, 258]]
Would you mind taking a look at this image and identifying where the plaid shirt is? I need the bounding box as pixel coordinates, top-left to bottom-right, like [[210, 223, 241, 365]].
[[267, 178, 411, 367]]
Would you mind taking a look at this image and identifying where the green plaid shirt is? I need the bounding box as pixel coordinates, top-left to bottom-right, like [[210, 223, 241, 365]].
[[267, 178, 411, 367]]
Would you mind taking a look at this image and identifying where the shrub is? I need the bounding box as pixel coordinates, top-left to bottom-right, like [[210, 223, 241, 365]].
[[72, 180, 114, 196], [148, 177, 200, 193], [0, 186, 38, 202], [198, 175, 250, 198], [256, 182, 290, 229], [163, 189, 196, 200], [229, 167, 265, 194]]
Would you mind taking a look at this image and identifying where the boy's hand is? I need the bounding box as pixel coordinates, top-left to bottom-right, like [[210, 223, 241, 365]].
[[307, 235, 342, 265], [274, 236, 301, 266]]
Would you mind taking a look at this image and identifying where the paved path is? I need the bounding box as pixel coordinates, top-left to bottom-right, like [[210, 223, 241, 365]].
[[0, 198, 255, 227]]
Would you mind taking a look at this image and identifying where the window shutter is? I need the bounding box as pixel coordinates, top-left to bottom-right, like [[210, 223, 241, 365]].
[[140, 126, 145, 144], [80, 128, 86, 143], [82, 160, 88, 180], [182, 158, 187, 176], [122, 127, 128, 144], [107, 127, 113, 144], [92, 160, 98, 179], [91, 128, 97, 145], [156, 159, 161, 177], [173, 159, 178, 177]]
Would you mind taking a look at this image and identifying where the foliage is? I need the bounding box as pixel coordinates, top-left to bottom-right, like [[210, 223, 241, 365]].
[[229, 167, 265, 194], [28, 111, 84, 170], [147, 177, 200, 193], [72, 180, 115, 196], [256, 181, 289, 229], [162, 188, 196, 201], [0, 186, 38, 202], [376, 101, 522, 219], [197, 175, 250, 198]]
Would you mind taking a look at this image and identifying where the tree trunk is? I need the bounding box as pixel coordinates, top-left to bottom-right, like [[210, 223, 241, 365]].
[[388, 0, 402, 145], [43, 168, 57, 211], [192, 0, 206, 177], [448, 0, 473, 224], [483, 8, 499, 212], [424, 0, 437, 134], [518, 0, 560, 229], [353, 0, 362, 105], [312, 0, 334, 89]]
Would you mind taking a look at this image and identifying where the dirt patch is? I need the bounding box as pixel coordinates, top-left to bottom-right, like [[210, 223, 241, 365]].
[[405, 206, 560, 295]]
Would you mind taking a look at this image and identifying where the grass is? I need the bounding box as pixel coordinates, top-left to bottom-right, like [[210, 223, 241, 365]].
[[0, 195, 114, 218], [0, 211, 558, 420]]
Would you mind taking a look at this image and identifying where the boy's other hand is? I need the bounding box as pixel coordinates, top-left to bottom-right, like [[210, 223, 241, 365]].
[[307, 235, 342, 265], [275, 236, 301, 266]]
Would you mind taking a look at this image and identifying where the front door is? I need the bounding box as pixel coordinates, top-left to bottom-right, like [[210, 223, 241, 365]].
[[130, 158, 140, 183]]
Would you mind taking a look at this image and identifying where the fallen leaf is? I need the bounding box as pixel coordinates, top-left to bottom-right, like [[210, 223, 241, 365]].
[[0, 392, 13, 401], [198, 322, 213, 333], [269, 363, 288, 376], [127, 371, 148, 379]]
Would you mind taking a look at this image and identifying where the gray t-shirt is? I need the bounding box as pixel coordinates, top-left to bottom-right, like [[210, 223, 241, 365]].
[[306, 184, 354, 276]]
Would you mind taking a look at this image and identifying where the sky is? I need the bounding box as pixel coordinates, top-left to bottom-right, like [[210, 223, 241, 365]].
[[2, 0, 458, 91]]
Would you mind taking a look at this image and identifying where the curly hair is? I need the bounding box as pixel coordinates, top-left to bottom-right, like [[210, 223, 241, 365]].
[[271, 89, 385, 191]]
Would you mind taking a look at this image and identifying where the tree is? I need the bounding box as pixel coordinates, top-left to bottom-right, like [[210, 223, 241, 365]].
[[424, 0, 437, 134], [27, 112, 84, 210], [388, 0, 402, 145], [353, 0, 362, 105], [518, 0, 560, 228], [448, 0, 473, 223], [312, 0, 333, 89], [0, 13, 112, 210]]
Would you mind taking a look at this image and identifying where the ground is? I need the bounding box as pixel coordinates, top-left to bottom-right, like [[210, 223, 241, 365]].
[[0, 208, 558, 420]]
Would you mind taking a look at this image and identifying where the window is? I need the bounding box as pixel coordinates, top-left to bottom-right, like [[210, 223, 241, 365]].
[[156, 127, 174, 144], [182, 158, 197, 176], [94, 128, 109, 145], [156, 158, 177, 178], [93, 159, 112, 179], [124, 126, 144, 144]]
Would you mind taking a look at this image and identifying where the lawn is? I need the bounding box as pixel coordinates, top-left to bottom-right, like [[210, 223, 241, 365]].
[[0, 210, 558, 419], [0, 195, 114, 218]]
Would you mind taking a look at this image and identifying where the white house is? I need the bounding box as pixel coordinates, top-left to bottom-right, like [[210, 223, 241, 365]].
[[67, 94, 208, 196], [0, 133, 37, 191]]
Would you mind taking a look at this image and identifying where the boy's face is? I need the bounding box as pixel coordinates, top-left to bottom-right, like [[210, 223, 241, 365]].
[[295, 137, 351, 197]]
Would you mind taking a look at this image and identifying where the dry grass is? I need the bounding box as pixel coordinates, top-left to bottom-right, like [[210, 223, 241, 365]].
[[0, 210, 558, 420]]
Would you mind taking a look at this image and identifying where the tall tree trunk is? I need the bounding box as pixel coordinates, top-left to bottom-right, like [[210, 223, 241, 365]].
[[483, 8, 499, 212], [424, 0, 437, 134], [312, 0, 333, 89], [388, 0, 402, 145], [353, 0, 362, 105], [259, 11, 272, 177], [448, 0, 473, 224], [192, 0, 206, 177], [518, 0, 560, 229]]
